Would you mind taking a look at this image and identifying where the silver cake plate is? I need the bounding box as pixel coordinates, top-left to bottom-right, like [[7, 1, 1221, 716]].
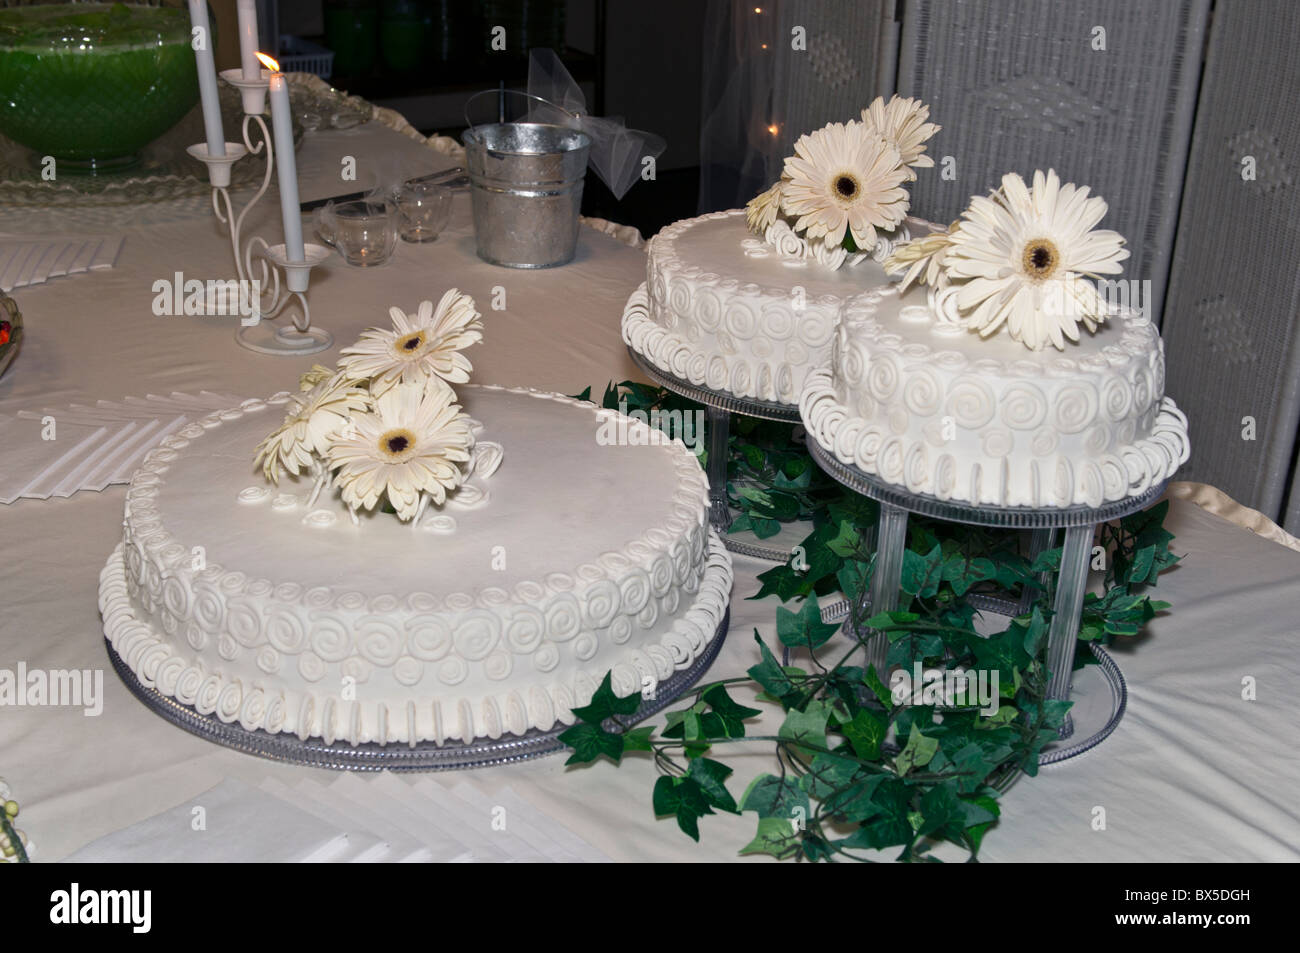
[[627, 346, 805, 563], [106, 609, 729, 772]]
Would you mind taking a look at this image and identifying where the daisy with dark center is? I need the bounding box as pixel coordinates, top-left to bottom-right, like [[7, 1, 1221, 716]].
[[339, 288, 484, 396], [944, 169, 1129, 350], [779, 120, 910, 252], [326, 380, 474, 522]]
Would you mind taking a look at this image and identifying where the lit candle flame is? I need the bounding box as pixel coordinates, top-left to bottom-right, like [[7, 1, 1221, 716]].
[[255, 51, 280, 72], [767, 124, 779, 136]]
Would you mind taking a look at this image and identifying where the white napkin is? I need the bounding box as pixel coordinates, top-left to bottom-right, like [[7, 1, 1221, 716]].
[[289, 777, 437, 863], [257, 778, 388, 863], [60, 778, 350, 863], [0, 391, 246, 503], [0, 235, 122, 292]]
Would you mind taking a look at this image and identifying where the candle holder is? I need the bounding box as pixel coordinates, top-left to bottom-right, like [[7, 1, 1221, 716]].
[[189, 83, 332, 356]]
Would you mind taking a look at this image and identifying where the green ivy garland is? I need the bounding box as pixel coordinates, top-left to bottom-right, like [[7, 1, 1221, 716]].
[[565, 382, 1178, 861]]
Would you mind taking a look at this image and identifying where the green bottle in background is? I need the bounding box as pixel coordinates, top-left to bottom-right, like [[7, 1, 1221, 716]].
[[324, 0, 378, 83], [379, 0, 432, 76]]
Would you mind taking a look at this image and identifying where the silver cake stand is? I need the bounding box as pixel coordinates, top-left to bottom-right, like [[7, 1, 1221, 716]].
[[627, 347, 804, 563], [105, 610, 729, 772], [805, 437, 1167, 764]]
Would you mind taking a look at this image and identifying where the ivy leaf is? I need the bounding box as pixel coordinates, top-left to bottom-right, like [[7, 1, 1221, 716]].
[[558, 721, 625, 765], [621, 725, 656, 753], [570, 671, 641, 724], [1128, 544, 1156, 586], [837, 782, 913, 850], [896, 723, 940, 776], [941, 554, 997, 596], [865, 610, 920, 629], [947, 742, 996, 793], [826, 494, 878, 528], [977, 705, 1019, 730], [751, 563, 809, 603], [778, 700, 832, 754], [901, 544, 944, 598], [739, 817, 801, 858], [1030, 547, 1063, 574], [740, 773, 811, 821], [652, 775, 714, 841], [836, 559, 871, 604], [842, 708, 886, 761], [964, 795, 1001, 855], [826, 520, 861, 557], [800, 833, 834, 862], [862, 665, 894, 711], [687, 757, 739, 813], [776, 596, 841, 650], [1020, 606, 1049, 657], [916, 782, 967, 838], [700, 684, 762, 738], [746, 632, 803, 708], [801, 751, 886, 821]]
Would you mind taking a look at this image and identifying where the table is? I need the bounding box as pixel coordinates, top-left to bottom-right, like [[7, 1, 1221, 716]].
[[2, 119, 1298, 863]]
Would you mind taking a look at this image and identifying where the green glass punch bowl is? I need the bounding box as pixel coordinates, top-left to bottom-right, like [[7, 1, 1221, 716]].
[[0, 2, 199, 166]]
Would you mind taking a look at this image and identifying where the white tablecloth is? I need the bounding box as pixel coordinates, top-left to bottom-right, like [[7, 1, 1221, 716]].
[[1, 122, 1297, 863]]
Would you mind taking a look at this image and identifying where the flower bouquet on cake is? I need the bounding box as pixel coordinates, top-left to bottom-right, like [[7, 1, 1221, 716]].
[[254, 288, 489, 526], [883, 168, 1130, 351], [743, 95, 940, 270]]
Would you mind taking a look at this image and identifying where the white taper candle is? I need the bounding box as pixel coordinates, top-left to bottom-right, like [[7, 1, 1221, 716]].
[[268, 71, 305, 263], [185, 0, 225, 157], [236, 0, 261, 82]]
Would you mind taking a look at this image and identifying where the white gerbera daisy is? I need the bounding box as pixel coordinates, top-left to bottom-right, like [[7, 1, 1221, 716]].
[[339, 289, 483, 396], [860, 95, 940, 180], [745, 181, 784, 234], [780, 121, 910, 251], [326, 381, 474, 521], [254, 372, 368, 484], [945, 169, 1129, 350], [883, 222, 958, 292]]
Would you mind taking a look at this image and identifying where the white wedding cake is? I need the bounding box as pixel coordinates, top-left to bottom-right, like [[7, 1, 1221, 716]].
[[801, 170, 1190, 507], [623, 97, 941, 405], [99, 292, 732, 747], [621, 209, 916, 404]]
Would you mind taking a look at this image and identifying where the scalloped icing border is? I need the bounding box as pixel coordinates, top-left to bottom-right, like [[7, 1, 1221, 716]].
[[621, 280, 815, 404], [100, 532, 733, 747], [800, 366, 1190, 508]]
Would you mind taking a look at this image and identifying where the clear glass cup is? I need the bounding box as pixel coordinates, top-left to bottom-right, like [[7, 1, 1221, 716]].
[[392, 181, 453, 243], [314, 198, 398, 266]]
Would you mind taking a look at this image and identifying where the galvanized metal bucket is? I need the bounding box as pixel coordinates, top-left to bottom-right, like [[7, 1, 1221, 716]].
[[462, 92, 591, 268]]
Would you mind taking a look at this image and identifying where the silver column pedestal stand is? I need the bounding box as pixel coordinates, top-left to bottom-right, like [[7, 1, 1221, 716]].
[[805, 437, 1167, 764], [628, 347, 803, 563]]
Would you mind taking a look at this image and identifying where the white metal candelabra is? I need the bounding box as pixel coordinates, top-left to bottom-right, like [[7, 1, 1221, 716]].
[[187, 69, 332, 356]]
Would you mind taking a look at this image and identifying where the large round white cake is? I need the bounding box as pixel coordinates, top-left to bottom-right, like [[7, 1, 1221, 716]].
[[800, 283, 1190, 507], [99, 385, 732, 747], [622, 209, 916, 404]]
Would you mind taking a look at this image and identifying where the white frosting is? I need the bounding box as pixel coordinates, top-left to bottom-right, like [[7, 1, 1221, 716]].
[[100, 385, 734, 746], [623, 209, 907, 405], [800, 283, 1190, 507]]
